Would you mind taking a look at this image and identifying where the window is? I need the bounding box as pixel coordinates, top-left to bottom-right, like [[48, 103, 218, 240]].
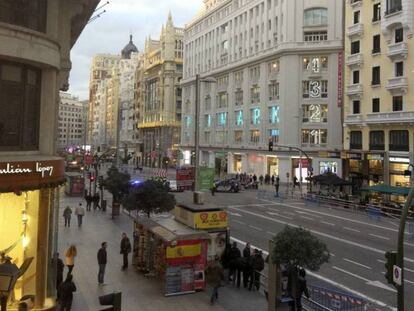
[[372, 66, 381, 85], [302, 129, 327, 146], [370, 131, 384, 150], [235, 90, 243, 106], [269, 106, 280, 124], [250, 108, 261, 125], [302, 104, 328, 123], [0, 0, 47, 32], [353, 70, 360, 84], [350, 131, 362, 149], [302, 80, 328, 98], [351, 41, 360, 54], [250, 130, 260, 143], [395, 62, 404, 77], [395, 27, 403, 43], [389, 130, 408, 151], [386, 0, 402, 15], [234, 130, 243, 144], [393, 96, 403, 111], [372, 98, 380, 112], [269, 82, 279, 100], [373, 3, 381, 21], [217, 112, 228, 126], [353, 11, 360, 24], [268, 60, 280, 74], [269, 129, 280, 143], [303, 57, 328, 72], [303, 8, 328, 26], [235, 110, 243, 126], [204, 114, 212, 128], [304, 31, 327, 42], [353, 100, 361, 114], [217, 92, 228, 108], [250, 85, 260, 103], [372, 35, 381, 53], [0, 61, 41, 150]]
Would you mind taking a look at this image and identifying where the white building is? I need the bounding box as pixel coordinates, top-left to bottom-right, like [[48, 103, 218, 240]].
[[181, 0, 344, 181], [58, 92, 87, 149]]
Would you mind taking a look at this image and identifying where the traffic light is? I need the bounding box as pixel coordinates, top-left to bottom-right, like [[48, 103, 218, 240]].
[[268, 141, 274, 151], [385, 251, 397, 284]]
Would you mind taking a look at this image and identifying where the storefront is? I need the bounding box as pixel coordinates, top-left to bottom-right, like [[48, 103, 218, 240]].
[[291, 158, 312, 183], [267, 156, 278, 176], [132, 215, 210, 296], [0, 158, 65, 310], [233, 154, 243, 173], [367, 153, 384, 186], [389, 156, 410, 203]]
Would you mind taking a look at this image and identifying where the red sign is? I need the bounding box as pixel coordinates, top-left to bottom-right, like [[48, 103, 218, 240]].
[[176, 166, 195, 190], [337, 51, 344, 107]]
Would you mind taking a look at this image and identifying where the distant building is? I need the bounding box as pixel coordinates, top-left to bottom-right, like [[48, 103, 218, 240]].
[[181, 0, 344, 179], [138, 13, 184, 167], [58, 92, 87, 149]]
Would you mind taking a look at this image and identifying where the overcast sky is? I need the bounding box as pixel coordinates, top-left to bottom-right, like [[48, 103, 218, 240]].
[[68, 0, 203, 100]]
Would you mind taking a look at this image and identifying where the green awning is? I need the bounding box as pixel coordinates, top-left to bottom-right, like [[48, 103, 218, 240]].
[[361, 184, 411, 195]]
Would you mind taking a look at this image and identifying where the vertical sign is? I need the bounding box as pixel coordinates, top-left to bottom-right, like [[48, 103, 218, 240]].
[[337, 51, 344, 107]]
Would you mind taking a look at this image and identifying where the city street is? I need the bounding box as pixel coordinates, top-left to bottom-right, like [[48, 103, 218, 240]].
[[175, 187, 414, 311]]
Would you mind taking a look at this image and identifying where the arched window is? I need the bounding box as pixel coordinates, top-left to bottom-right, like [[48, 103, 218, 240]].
[[304, 8, 328, 27]]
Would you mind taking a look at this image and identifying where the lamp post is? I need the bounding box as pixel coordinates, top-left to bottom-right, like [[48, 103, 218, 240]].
[[194, 75, 216, 192]]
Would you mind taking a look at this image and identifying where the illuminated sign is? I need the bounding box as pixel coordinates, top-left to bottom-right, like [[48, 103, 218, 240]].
[[236, 110, 243, 126], [0, 162, 54, 178], [311, 57, 320, 73], [194, 211, 228, 229], [309, 104, 322, 122], [251, 108, 261, 125], [269, 106, 280, 124], [309, 81, 321, 98]]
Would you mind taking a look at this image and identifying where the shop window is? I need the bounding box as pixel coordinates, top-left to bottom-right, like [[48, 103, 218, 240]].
[[302, 104, 328, 123], [303, 57, 328, 72], [350, 131, 362, 149], [0, 61, 41, 150], [372, 98, 380, 112], [389, 130, 409, 151], [302, 129, 327, 146], [234, 130, 243, 144], [319, 161, 338, 174], [369, 131, 384, 150], [0, 0, 47, 32]]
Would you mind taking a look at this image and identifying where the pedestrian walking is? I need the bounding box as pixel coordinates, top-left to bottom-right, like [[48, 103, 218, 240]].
[[85, 194, 93, 211], [243, 242, 251, 258], [249, 249, 265, 291], [97, 242, 107, 285], [228, 242, 241, 283], [74, 203, 85, 228], [259, 175, 264, 185], [56, 253, 65, 294], [63, 206, 72, 227], [120, 233, 131, 270], [65, 245, 77, 274], [293, 176, 298, 188], [291, 268, 310, 311], [271, 175, 275, 185], [275, 175, 280, 197], [205, 256, 224, 305], [57, 273, 76, 311], [93, 193, 100, 210]]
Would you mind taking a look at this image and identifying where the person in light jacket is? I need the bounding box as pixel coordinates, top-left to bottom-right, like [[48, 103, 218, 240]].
[[65, 245, 77, 274]]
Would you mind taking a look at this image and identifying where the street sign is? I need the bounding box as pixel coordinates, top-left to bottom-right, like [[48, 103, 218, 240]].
[[393, 265, 402, 286]]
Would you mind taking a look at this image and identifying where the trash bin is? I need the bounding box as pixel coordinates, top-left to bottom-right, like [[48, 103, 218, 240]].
[[99, 291, 121, 311], [102, 200, 107, 212]]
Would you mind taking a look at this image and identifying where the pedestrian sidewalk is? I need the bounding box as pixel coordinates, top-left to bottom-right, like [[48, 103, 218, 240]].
[[58, 192, 267, 311]]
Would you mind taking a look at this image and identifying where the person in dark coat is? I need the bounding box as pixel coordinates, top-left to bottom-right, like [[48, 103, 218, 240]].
[[92, 193, 100, 210], [205, 256, 224, 305], [271, 175, 275, 185], [97, 242, 107, 285], [294, 268, 310, 311], [57, 274, 76, 311], [243, 242, 251, 258], [275, 176, 280, 197], [120, 233, 132, 270], [56, 253, 65, 293], [242, 243, 252, 287], [85, 194, 93, 211], [228, 242, 241, 283], [249, 249, 265, 291]]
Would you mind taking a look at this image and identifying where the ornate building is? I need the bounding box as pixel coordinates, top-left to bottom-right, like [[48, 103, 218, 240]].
[[138, 13, 184, 167]]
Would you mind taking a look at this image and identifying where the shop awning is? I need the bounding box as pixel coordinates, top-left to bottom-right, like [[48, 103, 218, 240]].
[[361, 184, 411, 196]]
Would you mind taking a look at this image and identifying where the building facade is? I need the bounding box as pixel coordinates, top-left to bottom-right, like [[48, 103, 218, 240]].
[[138, 13, 184, 167], [343, 0, 414, 195], [58, 92, 87, 150], [0, 1, 97, 309], [181, 0, 344, 180]]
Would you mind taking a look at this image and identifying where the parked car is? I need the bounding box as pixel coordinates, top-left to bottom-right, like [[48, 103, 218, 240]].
[[214, 179, 240, 193]]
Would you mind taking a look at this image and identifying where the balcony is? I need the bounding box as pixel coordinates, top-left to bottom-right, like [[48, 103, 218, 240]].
[[347, 23, 364, 38], [386, 77, 408, 94], [346, 53, 364, 68], [349, 0, 362, 8], [346, 84, 363, 97], [344, 114, 364, 125], [366, 111, 414, 124], [387, 42, 408, 60]]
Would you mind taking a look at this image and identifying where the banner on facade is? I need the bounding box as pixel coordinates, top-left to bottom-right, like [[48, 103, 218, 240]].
[[197, 167, 215, 191], [337, 51, 344, 107]]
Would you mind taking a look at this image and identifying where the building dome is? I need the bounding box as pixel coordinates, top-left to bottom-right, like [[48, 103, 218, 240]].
[[121, 35, 138, 59]]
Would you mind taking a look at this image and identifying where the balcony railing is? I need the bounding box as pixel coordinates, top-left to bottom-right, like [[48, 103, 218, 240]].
[[347, 23, 364, 37], [344, 114, 364, 125], [386, 76, 408, 94], [366, 111, 414, 124], [346, 53, 363, 67], [387, 42, 408, 60], [346, 84, 363, 96]]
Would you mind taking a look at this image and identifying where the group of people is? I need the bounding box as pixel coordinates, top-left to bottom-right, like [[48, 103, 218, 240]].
[[236, 173, 279, 186], [54, 233, 132, 310], [63, 203, 85, 228], [84, 192, 101, 211]]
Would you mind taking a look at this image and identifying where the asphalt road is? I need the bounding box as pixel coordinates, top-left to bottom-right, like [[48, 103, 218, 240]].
[[175, 188, 414, 311]]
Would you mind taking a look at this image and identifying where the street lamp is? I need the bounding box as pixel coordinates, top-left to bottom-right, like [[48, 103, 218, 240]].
[[194, 74, 216, 194]]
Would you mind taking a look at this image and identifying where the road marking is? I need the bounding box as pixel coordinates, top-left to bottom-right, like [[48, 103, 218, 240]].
[[296, 210, 323, 218], [377, 259, 386, 264], [229, 212, 242, 217], [266, 211, 293, 220], [229, 236, 396, 310], [283, 211, 296, 216], [232, 220, 246, 225], [249, 225, 262, 231], [321, 221, 335, 226], [405, 267, 414, 273], [343, 227, 361, 233], [404, 242, 414, 248], [267, 231, 276, 236], [300, 216, 315, 221], [343, 258, 372, 270], [332, 266, 396, 293], [369, 234, 390, 241], [228, 206, 414, 264], [330, 252, 336, 257], [257, 198, 410, 235], [406, 279, 414, 285], [292, 202, 306, 205]]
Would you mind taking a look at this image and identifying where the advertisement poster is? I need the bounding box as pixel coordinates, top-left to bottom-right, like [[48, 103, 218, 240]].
[[176, 166, 195, 190], [207, 232, 227, 262], [194, 211, 228, 229], [198, 167, 215, 190]]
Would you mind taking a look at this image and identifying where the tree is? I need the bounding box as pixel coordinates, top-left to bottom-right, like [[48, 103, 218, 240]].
[[123, 179, 176, 218], [102, 166, 131, 204], [271, 226, 329, 271]]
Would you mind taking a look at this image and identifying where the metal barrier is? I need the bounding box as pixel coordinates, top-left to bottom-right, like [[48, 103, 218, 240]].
[[303, 297, 333, 311]]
